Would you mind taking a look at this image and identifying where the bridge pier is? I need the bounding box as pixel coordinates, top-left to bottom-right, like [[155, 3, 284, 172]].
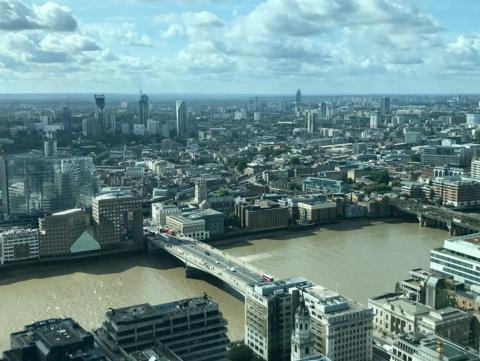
[[417, 213, 425, 227]]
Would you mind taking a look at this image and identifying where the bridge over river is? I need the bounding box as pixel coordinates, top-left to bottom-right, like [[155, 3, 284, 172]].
[[148, 234, 266, 297]]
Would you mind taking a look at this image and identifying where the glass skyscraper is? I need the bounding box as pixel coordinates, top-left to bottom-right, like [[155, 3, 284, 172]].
[[0, 152, 97, 217]]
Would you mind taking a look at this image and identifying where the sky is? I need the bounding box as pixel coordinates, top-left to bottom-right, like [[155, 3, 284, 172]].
[[0, 0, 479, 94]]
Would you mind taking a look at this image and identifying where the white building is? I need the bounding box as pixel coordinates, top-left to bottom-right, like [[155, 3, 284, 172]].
[[0, 228, 39, 265], [133, 123, 146, 136], [370, 111, 380, 129], [430, 233, 480, 287], [151, 203, 181, 227], [302, 286, 373, 361], [404, 131, 422, 144], [466, 113, 480, 126], [471, 157, 480, 181], [165, 214, 209, 240]]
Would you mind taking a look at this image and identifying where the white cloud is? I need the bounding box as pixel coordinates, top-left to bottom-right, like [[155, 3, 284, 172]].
[[0, 0, 77, 31]]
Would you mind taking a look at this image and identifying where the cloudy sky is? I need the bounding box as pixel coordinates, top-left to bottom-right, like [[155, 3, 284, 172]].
[[0, 0, 479, 94]]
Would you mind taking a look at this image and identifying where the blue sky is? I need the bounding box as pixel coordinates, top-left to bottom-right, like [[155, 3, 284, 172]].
[[1, 0, 480, 94]]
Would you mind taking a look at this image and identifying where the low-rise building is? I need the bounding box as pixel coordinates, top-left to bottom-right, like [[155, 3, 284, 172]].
[[391, 333, 480, 361], [0, 227, 39, 265], [94, 295, 228, 361], [166, 214, 209, 240]]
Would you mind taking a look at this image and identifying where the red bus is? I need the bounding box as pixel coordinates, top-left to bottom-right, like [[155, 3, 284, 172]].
[[263, 274, 274, 282]]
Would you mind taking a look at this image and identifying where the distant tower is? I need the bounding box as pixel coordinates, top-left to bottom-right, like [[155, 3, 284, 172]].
[[61, 106, 72, 133], [291, 296, 315, 361], [139, 93, 150, 126], [43, 132, 57, 157], [370, 111, 380, 129], [319, 102, 327, 119], [381, 96, 390, 115], [94, 94, 105, 133], [176, 100, 187, 137], [296, 89, 302, 112], [307, 111, 318, 134], [195, 178, 207, 204]]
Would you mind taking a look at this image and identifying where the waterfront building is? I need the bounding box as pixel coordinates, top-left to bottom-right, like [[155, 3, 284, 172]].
[[301, 286, 373, 361], [176, 100, 187, 137], [297, 201, 337, 224], [369, 293, 470, 346], [151, 202, 181, 227], [432, 176, 480, 208], [38, 208, 100, 258], [94, 294, 229, 361], [235, 199, 289, 231], [165, 214, 209, 240], [391, 333, 480, 361], [2, 318, 109, 361], [0, 152, 96, 218], [0, 227, 39, 266], [430, 233, 480, 287], [92, 191, 143, 251], [245, 278, 311, 361]]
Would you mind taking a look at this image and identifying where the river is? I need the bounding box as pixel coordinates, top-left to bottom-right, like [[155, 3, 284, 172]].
[[0, 219, 446, 353]]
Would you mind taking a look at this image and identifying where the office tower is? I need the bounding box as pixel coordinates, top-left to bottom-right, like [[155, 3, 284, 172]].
[[319, 102, 327, 118], [291, 298, 315, 361], [176, 100, 187, 137], [255, 96, 261, 112], [430, 233, 480, 287], [61, 106, 72, 133], [38, 208, 99, 258], [300, 286, 373, 361], [381, 96, 390, 115], [0, 153, 96, 217], [138, 93, 150, 126], [307, 111, 318, 134], [471, 157, 480, 180], [95, 295, 229, 361], [370, 111, 379, 129], [244, 278, 311, 361], [296, 89, 302, 111], [2, 318, 109, 361], [92, 191, 143, 251], [194, 177, 207, 204], [43, 133, 57, 157], [0, 228, 39, 266], [94, 94, 105, 133]]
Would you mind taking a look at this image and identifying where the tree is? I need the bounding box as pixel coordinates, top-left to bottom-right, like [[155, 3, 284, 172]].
[[370, 169, 390, 184], [228, 343, 259, 361]]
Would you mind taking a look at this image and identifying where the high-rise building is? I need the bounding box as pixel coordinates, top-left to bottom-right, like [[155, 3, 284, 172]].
[[319, 102, 327, 118], [291, 297, 316, 361], [307, 111, 318, 134], [370, 111, 380, 129], [0, 153, 97, 217], [94, 94, 106, 134], [61, 106, 72, 133], [92, 191, 143, 251], [245, 278, 311, 361], [176, 100, 187, 137], [296, 89, 302, 111], [381, 96, 390, 115], [138, 94, 150, 126], [38, 208, 100, 258], [301, 286, 373, 361], [194, 177, 207, 204], [431, 233, 480, 287], [94, 294, 229, 361]]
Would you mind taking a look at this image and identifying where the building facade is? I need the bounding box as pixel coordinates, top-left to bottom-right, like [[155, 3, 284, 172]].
[[0, 228, 39, 265]]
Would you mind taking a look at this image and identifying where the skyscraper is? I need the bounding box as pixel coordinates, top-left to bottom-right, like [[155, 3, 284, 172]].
[[176, 100, 187, 137], [138, 93, 150, 126], [307, 111, 318, 134], [296, 89, 302, 111], [370, 111, 380, 129], [61, 106, 72, 133], [381, 96, 390, 115], [0, 153, 97, 217], [94, 94, 105, 133]]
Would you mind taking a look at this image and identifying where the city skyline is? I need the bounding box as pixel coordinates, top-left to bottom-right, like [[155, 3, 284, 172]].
[[1, 0, 480, 94]]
